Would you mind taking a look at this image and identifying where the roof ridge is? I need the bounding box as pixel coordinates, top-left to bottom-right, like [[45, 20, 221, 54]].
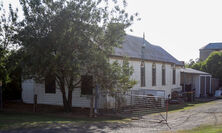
[[200, 42, 222, 50], [114, 34, 183, 66]]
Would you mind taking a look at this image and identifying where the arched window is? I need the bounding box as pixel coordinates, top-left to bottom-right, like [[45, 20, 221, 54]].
[[152, 63, 156, 86], [141, 61, 145, 87], [162, 64, 166, 85], [172, 64, 176, 85]]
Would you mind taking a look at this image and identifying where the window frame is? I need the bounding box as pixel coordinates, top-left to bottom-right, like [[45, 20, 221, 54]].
[[172, 65, 176, 85], [45, 74, 56, 94], [141, 61, 145, 87], [81, 75, 93, 95], [152, 63, 156, 86], [162, 64, 166, 85]]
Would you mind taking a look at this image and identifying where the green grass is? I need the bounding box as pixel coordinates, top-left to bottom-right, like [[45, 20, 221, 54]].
[[176, 124, 222, 133], [0, 100, 218, 130], [0, 111, 130, 130], [167, 100, 216, 113]]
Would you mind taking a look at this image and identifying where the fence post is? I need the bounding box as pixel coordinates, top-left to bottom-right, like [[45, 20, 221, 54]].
[[94, 85, 98, 117], [114, 92, 116, 113], [89, 95, 94, 117], [130, 91, 132, 113], [166, 97, 169, 122], [33, 94, 37, 112], [0, 81, 2, 111]]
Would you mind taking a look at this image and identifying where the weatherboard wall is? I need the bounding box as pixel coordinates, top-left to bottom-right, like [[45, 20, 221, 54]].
[[110, 58, 182, 98], [22, 79, 92, 108], [22, 58, 182, 108]]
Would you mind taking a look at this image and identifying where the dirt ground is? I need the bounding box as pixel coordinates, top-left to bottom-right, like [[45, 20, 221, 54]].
[[117, 98, 222, 133], [1, 99, 222, 133]]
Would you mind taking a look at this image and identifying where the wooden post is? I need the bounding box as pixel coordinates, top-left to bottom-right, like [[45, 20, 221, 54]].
[[166, 96, 169, 123], [33, 94, 37, 112], [0, 81, 2, 111], [89, 95, 94, 117], [94, 85, 99, 117], [130, 91, 133, 113]]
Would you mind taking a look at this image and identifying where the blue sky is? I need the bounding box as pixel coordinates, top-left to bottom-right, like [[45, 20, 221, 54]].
[[2, 0, 222, 62]]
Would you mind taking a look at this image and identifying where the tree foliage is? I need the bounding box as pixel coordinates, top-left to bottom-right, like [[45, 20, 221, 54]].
[[203, 51, 222, 80], [188, 51, 222, 80], [17, 0, 137, 112], [0, 3, 22, 100], [0, 3, 19, 84]]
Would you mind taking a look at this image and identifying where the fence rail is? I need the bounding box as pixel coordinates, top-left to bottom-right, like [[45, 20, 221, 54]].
[[100, 90, 169, 124]]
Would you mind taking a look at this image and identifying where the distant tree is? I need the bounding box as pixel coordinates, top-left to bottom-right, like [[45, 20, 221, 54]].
[[188, 51, 222, 80], [185, 58, 200, 68], [191, 61, 203, 71], [203, 51, 222, 80], [17, 0, 137, 112], [185, 59, 195, 68]]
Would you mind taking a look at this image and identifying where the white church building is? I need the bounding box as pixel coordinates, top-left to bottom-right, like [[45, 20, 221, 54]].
[[22, 34, 184, 109]]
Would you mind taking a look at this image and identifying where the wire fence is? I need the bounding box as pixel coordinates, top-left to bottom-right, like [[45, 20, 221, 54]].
[[100, 90, 169, 125]]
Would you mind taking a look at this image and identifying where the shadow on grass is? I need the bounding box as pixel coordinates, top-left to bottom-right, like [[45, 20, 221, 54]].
[[0, 99, 218, 132], [0, 111, 130, 132]]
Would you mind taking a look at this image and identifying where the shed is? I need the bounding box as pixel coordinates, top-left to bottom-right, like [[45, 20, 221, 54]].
[[180, 68, 212, 97]]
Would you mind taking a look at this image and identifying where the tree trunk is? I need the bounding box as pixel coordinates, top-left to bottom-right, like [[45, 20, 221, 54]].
[[67, 88, 73, 112], [57, 75, 74, 113], [89, 95, 94, 117], [60, 83, 72, 112], [62, 92, 71, 112]]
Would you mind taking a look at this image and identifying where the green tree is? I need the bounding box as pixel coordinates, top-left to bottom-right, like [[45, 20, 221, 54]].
[[17, 0, 137, 112], [191, 61, 203, 71], [0, 3, 19, 87], [189, 51, 222, 80], [203, 51, 222, 80]]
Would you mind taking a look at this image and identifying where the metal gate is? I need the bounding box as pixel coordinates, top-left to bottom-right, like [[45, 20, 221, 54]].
[[109, 91, 169, 127]]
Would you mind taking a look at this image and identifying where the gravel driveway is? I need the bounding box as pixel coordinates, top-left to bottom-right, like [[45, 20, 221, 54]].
[[1, 99, 222, 133]]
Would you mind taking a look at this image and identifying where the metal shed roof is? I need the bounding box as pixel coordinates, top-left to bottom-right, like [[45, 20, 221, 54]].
[[113, 35, 183, 66], [181, 68, 210, 75], [200, 43, 222, 50]]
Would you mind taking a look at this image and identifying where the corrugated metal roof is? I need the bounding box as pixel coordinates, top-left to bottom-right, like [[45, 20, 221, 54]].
[[200, 43, 222, 50], [181, 68, 210, 75], [113, 35, 183, 65]]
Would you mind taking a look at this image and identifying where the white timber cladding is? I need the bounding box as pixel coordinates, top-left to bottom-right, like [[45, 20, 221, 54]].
[[22, 79, 34, 103], [194, 75, 200, 97], [22, 79, 92, 108], [109, 58, 182, 98], [22, 58, 182, 109]]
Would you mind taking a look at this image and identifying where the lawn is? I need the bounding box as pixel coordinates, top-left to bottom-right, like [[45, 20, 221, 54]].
[[167, 99, 216, 113], [0, 111, 130, 130], [176, 124, 222, 133], [0, 99, 217, 131]]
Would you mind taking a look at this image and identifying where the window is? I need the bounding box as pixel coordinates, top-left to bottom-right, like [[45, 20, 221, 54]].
[[172, 65, 176, 85], [152, 63, 156, 86], [45, 74, 56, 93], [141, 61, 145, 87], [162, 64, 166, 85], [81, 75, 93, 95]]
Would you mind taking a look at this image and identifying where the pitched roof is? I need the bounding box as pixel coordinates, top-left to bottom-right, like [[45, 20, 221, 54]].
[[181, 68, 210, 75], [200, 43, 222, 50], [113, 34, 183, 66]]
